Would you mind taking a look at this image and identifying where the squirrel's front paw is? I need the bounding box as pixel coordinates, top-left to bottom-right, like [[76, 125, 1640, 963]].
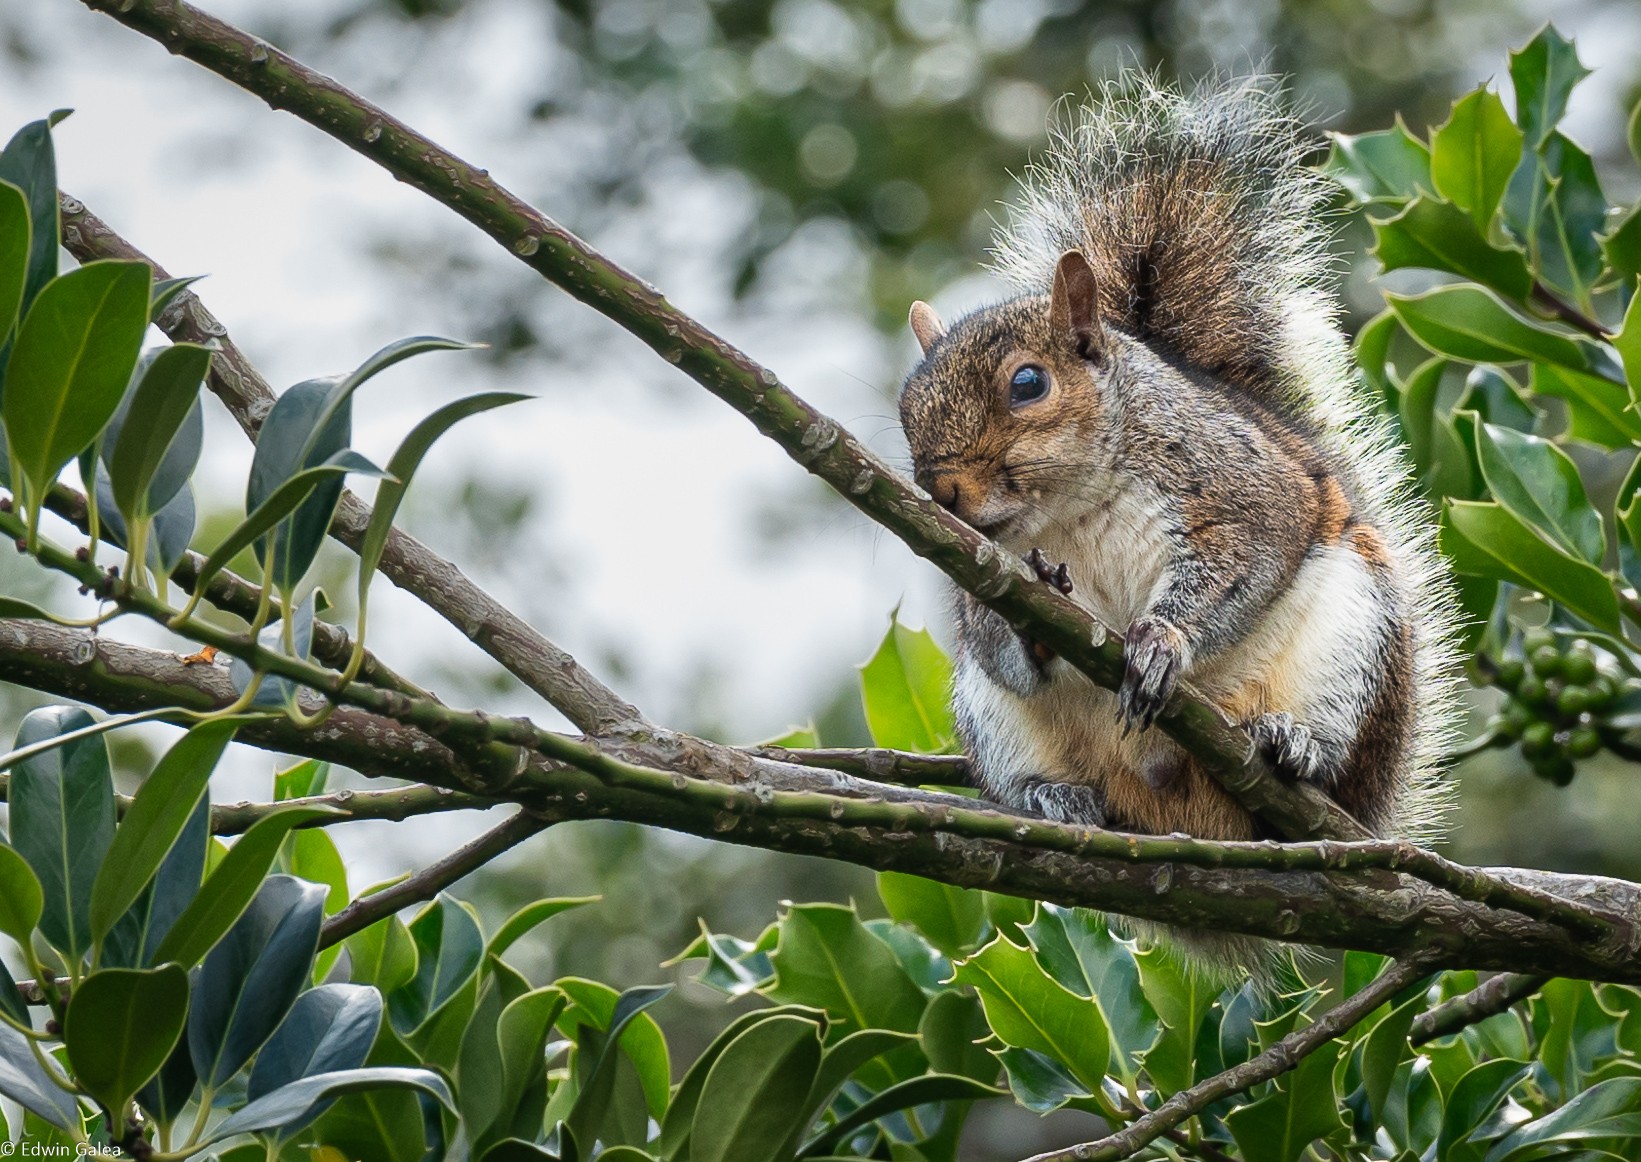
[[1024, 547, 1073, 595], [1118, 617, 1186, 731]]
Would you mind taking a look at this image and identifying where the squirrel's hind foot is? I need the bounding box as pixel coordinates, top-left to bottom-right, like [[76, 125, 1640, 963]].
[[1245, 711, 1323, 782]]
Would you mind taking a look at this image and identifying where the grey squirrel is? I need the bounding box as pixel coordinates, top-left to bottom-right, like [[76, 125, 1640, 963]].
[[898, 76, 1463, 971]]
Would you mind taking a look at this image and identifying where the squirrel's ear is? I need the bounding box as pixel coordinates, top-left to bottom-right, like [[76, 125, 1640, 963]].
[[1051, 250, 1104, 359], [909, 301, 946, 355]]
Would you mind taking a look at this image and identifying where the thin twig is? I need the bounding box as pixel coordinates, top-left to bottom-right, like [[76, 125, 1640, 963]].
[[59, 192, 644, 738], [1529, 282, 1607, 341], [70, 0, 1366, 847], [210, 784, 494, 835], [318, 810, 549, 947], [1409, 972, 1549, 1046], [1027, 958, 1435, 1162]]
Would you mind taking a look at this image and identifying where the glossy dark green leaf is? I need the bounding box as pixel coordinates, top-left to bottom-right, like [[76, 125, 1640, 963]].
[[310, 1022, 427, 1162], [1470, 420, 1604, 563], [1503, 133, 1607, 307], [676, 922, 776, 997], [1509, 25, 1591, 149], [1353, 308, 1401, 403], [1442, 500, 1620, 632], [0, 597, 57, 620], [0, 116, 63, 314], [1323, 121, 1432, 205], [1022, 906, 1155, 1084], [246, 984, 382, 1138], [0, 843, 42, 947], [490, 987, 567, 1149], [563, 983, 673, 1150], [876, 871, 987, 958], [345, 911, 418, 996], [189, 874, 325, 1087], [1485, 1076, 1641, 1161], [90, 720, 234, 950], [93, 460, 198, 576], [9, 705, 115, 965], [951, 933, 1108, 1093], [1223, 1041, 1345, 1162], [107, 343, 211, 524], [488, 895, 598, 959], [3, 261, 150, 506], [767, 903, 926, 1035], [688, 1014, 822, 1162], [1602, 203, 1641, 287], [1387, 285, 1597, 374], [1617, 293, 1641, 402], [388, 893, 485, 1033], [479, 1143, 560, 1162], [806, 1027, 918, 1119], [1456, 366, 1535, 433], [64, 964, 188, 1120], [858, 616, 956, 753], [357, 390, 530, 620], [0, 181, 29, 340], [1371, 198, 1531, 300], [1431, 88, 1525, 230], [0, 1019, 80, 1130], [1132, 944, 1213, 1096], [658, 1006, 826, 1160], [246, 377, 352, 594], [1529, 364, 1639, 448], [134, 1031, 196, 1130], [457, 979, 509, 1141], [1439, 1059, 1532, 1162], [801, 1073, 1001, 1157], [186, 456, 365, 604], [1361, 992, 1423, 1126], [151, 806, 339, 970], [149, 275, 203, 323], [206, 1066, 452, 1144]]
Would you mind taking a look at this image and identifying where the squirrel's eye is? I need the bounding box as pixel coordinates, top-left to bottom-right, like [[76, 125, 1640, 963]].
[[1009, 364, 1050, 407]]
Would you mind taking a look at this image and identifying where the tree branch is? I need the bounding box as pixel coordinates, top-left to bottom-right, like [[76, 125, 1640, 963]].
[[1030, 957, 1435, 1162], [318, 809, 549, 947], [69, 0, 1363, 847], [3, 607, 1636, 981], [1409, 971, 1548, 1046], [59, 192, 645, 737], [749, 745, 971, 786]]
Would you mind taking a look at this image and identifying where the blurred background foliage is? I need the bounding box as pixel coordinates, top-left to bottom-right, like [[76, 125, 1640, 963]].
[[4, 0, 1641, 1154]]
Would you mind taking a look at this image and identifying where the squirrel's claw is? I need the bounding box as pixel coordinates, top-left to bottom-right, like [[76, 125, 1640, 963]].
[[1246, 711, 1321, 781], [1118, 617, 1184, 732], [1025, 548, 1073, 595]]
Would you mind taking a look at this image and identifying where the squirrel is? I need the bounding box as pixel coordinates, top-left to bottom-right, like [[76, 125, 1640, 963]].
[[898, 76, 1463, 972]]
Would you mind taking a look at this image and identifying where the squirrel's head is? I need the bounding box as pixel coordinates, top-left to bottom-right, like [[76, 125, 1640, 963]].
[[899, 249, 1114, 544]]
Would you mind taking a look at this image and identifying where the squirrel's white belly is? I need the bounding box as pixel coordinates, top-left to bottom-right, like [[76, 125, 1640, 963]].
[[1029, 487, 1173, 631]]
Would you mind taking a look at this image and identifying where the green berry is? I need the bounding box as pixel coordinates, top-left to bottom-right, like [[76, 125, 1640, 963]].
[[1530, 645, 1563, 677], [1585, 675, 1617, 710], [1494, 659, 1526, 691], [1522, 627, 1557, 655], [1567, 726, 1602, 759], [1517, 675, 1549, 709], [1556, 686, 1591, 718], [1520, 721, 1555, 758], [1496, 700, 1529, 739], [1563, 650, 1597, 685]]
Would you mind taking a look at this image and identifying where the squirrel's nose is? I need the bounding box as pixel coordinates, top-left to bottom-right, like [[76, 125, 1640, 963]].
[[925, 472, 977, 521]]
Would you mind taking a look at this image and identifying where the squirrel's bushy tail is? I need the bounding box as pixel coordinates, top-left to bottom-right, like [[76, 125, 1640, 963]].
[[991, 74, 1333, 399]]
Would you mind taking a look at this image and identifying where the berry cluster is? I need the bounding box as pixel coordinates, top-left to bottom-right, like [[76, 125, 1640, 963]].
[[1475, 629, 1616, 784]]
